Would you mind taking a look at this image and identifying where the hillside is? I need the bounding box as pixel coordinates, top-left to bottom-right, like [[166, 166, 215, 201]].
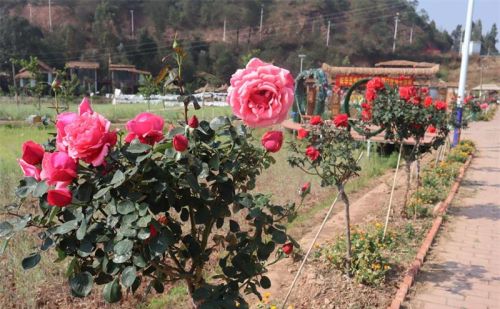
[[1, 0, 455, 86]]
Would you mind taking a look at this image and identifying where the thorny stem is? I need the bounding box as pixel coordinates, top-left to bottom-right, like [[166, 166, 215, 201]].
[[338, 183, 352, 277]]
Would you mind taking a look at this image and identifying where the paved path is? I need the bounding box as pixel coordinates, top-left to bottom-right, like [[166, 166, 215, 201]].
[[405, 112, 500, 309]]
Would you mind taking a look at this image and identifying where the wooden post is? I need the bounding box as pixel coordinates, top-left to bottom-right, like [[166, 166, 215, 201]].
[[305, 77, 316, 115]]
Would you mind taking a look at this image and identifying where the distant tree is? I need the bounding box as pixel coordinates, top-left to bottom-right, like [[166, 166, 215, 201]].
[[0, 15, 45, 71], [127, 29, 159, 73], [471, 19, 483, 41], [451, 25, 463, 52], [209, 43, 239, 82], [482, 24, 498, 55], [92, 0, 119, 54]]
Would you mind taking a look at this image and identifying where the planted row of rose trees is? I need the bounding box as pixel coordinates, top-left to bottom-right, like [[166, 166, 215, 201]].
[[0, 49, 449, 308]]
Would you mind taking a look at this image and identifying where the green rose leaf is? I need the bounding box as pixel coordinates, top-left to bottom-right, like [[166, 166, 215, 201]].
[[121, 266, 137, 288], [110, 170, 125, 188], [113, 239, 133, 264], [127, 139, 151, 154], [22, 252, 41, 270], [103, 278, 122, 303], [117, 200, 135, 215], [70, 271, 93, 297], [32, 181, 49, 197], [0, 221, 13, 238]]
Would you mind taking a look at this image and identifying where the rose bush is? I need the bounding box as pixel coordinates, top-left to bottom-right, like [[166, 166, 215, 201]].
[[1, 48, 298, 309]]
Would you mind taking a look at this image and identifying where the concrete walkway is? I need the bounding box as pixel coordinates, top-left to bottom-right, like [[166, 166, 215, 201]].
[[405, 112, 500, 309]]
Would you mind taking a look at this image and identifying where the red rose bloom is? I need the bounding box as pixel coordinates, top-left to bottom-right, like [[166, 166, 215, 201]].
[[309, 115, 323, 125], [427, 125, 436, 133], [333, 114, 349, 128], [367, 77, 385, 91], [261, 131, 284, 153], [399, 86, 417, 101], [423, 96, 433, 108], [305, 146, 320, 161], [188, 115, 199, 128], [282, 243, 293, 255], [361, 109, 372, 122], [149, 224, 158, 238], [21, 141, 45, 165], [173, 134, 189, 152], [421, 87, 429, 96], [297, 128, 309, 140], [365, 87, 377, 103], [434, 100, 447, 111], [47, 188, 73, 207]]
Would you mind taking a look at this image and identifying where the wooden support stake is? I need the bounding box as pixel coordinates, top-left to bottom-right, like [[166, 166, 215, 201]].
[[383, 144, 403, 239]]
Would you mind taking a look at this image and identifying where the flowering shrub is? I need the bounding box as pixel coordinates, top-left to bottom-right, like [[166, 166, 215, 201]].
[[1, 52, 299, 308], [288, 117, 361, 274]]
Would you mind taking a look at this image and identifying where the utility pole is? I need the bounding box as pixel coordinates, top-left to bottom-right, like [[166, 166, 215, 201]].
[[223, 17, 227, 42], [130, 10, 135, 38], [298, 54, 306, 73], [259, 4, 264, 41], [29, 3, 32, 23], [453, 0, 475, 147], [326, 20, 331, 47], [392, 12, 399, 53], [409, 26, 413, 44], [48, 0, 52, 32]]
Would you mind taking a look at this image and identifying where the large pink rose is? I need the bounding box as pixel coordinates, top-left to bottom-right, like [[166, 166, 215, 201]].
[[125, 112, 164, 145], [40, 151, 77, 185], [227, 58, 294, 127], [57, 98, 117, 167], [63, 113, 117, 166]]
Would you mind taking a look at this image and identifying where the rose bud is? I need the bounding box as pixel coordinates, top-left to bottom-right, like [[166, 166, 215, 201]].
[[297, 128, 309, 140], [188, 115, 199, 128], [261, 131, 284, 153], [309, 115, 322, 125], [282, 243, 293, 255], [47, 188, 73, 207], [333, 114, 349, 128], [173, 134, 189, 152]]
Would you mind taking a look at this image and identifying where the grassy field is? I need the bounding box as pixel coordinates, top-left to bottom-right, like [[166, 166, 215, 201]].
[[0, 99, 232, 123], [0, 118, 398, 307]]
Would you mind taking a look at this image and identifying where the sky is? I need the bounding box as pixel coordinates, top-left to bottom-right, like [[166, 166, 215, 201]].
[[418, 0, 499, 35]]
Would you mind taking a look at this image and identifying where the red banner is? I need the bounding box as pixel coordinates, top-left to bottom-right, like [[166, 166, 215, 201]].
[[335, 75, 414, 88]]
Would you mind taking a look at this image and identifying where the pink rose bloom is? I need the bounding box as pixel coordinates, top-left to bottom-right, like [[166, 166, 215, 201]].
[[125, 112, 165, 145], [40, 151, 77, 185], [261, 131, 284, 153], [57, 98, 117, 167], [227, 58, 294, 127], [56, 97, 92, 152], [21, 141, 45, 165], [480, 103, 489, 110], [18, 159, 41, 180], [63, 113, 117, 166]]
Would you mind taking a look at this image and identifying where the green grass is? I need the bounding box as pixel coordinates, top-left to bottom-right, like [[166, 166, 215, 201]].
[[0, 126, 67, 308], [0, 99, 232, 123], [144, 284, 189, 309]]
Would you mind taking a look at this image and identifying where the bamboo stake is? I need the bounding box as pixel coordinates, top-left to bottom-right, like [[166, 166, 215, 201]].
[[383, 143, 403, 239]]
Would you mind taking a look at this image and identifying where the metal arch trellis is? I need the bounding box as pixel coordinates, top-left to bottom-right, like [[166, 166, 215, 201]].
[[342, 77, 385, 138], [292, 68, 329, 122]]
